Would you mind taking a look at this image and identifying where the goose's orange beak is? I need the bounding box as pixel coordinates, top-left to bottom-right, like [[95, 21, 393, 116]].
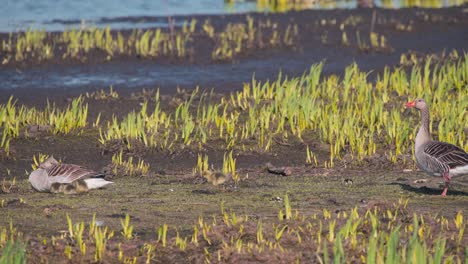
[[405, 101, 415, 108]]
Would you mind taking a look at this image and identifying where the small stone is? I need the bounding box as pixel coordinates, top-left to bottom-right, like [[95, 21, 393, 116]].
[[43, 208, 52, 217], [272, 196, 283, 202], [413, 179, 427, 184], [282, 168, 293, 176]]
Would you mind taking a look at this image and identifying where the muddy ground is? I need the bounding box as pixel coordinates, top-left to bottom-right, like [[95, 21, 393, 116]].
[[1, 5, 468, 100], [0, 5, 467, 263]]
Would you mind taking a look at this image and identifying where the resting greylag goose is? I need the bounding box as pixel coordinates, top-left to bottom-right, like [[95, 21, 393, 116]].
[[406, 98, 468, 196], [29, 156, 113, 194]]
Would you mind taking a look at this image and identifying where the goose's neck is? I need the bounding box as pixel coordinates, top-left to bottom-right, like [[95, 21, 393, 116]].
[[415, 108, 431, 150]]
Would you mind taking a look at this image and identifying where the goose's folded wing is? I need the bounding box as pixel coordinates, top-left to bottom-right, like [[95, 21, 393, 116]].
[[46, 163, 105, 183], [424, 141, 468, 169]]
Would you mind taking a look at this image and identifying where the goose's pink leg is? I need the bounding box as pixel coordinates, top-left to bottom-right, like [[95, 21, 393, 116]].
[[441, 171, 451, 197]]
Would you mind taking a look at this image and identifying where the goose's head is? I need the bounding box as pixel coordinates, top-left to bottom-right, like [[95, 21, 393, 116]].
[[39, 156, 59, 169], [405, 98, 428, 111]]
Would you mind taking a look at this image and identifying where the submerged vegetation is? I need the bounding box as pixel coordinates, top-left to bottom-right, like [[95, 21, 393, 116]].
[[0, 16, 299, 64], [4, 7, 466, 66], [0, 197, 466, 262], [208, 17, 299, 61], [399, 49, 462, 67], [1, 23, 197, 63]]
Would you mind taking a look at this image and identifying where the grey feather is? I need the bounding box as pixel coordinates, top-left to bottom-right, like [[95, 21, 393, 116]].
[[29, 156, 111, 193], [407, 98, 468, 196]]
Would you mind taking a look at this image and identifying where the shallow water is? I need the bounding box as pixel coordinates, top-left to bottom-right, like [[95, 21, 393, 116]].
[[1, 0, 465, 32], [1, 21, 466, 93]]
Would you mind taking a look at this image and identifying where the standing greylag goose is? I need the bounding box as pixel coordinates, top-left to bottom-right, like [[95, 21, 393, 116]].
[[29, 156, 113, 194], [406, 98, 468, 196]]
